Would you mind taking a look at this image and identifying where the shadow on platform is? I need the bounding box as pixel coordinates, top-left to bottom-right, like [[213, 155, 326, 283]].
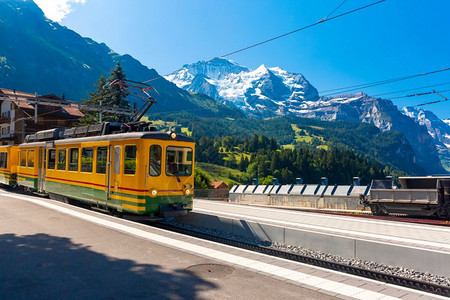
[[0, 233, 217, 299]]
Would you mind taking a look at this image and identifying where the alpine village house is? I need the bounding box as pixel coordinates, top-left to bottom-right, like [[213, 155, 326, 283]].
[[0, 88, 83, 145]]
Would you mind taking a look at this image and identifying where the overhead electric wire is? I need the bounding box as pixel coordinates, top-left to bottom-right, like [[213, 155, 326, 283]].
[[319, 67, 450, 97], [320, 0, 348, 22], [387, 89, 450, 100], [370, 81, 450, 97], [143, 0, 386, 84]]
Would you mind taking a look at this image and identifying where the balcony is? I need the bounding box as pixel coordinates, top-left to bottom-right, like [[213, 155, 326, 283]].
[[0, 116, 11, 124]]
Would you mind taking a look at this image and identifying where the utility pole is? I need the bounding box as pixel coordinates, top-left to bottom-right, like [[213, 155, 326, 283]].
[[99, 100, 103, 124], [34, 92, 38, 124]]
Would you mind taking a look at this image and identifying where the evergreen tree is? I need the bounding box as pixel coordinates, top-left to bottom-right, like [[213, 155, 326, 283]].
[[79, 73, 108, 125], [104, 62, 131, 123], [79, 62, 131, 125]]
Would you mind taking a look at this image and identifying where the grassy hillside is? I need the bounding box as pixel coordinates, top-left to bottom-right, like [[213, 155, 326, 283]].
[[196, 162, 243, 186], [150, 113, 424, 175]]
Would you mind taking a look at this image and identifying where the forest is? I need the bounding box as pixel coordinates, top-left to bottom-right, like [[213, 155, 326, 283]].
[[195, 134, 386, 188]]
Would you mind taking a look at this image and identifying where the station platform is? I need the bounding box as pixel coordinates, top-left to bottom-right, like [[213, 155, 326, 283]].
[[0, 188, 444, 299], [188, 199, 450, 278]]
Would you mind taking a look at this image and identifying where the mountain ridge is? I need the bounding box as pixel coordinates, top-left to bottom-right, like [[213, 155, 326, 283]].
[[166, 58, 449, 174], [0, 0, 243, 118]]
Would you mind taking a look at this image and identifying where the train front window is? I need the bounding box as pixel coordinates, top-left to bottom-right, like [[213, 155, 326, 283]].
[[166, 146, 192, 176]]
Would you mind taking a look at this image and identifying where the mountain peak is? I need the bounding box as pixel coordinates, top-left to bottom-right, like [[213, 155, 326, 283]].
[[166, 59, 319, 117]]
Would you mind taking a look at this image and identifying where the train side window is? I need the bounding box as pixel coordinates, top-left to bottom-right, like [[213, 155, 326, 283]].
[[114, 146, 120, 174], [27, 150, 35, 168], [57, 149, 66, 170], [124, 145, 136, 175], [20, 150, 26, 167], [81, 147, 93, 173], [69, 148, 79, 171], [149, 145, 161, 176], [96, 147, 108, 174], [0, 152, 6, 169], [47, 149, 56, 169]]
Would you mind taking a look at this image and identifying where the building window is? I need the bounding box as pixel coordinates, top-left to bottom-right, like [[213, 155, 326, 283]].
[[27, 150, 34, 168], [68, 148, 79, 171], [57, 149, 66, 170], [124, 145, 136, 175], [149, 145, 161, 176], [81, 148, 93, 173], [47, 149, 56, 169], [20, 150, 26, 167], [96, 147, 108, 174]]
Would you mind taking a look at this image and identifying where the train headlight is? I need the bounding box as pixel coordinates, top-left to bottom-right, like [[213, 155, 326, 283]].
[[149, 188, 158, 198], [168, 131, 177, 139], [183, 188, 192, 196]]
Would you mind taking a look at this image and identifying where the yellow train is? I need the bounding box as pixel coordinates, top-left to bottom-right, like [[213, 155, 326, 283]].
[[0, 145, 18, 186], [1, 123, 195, 218]]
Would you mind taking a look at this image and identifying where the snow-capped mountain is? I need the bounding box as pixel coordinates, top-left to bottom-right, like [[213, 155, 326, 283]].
[[402, 107, 450, 149], [167, 58, 449, 174], [165, 58, 319, 118]]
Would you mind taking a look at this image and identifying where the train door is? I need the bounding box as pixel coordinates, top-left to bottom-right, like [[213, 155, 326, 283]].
[[111, 145, 121, 195], [105, 145, 112, 200], [37, 147, 45, 192]]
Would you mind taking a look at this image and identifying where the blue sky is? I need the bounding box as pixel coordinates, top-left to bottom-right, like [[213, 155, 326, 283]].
[[36, 0, 450, 119]]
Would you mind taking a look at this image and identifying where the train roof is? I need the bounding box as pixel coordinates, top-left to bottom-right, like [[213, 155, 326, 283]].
[[18, 131, 194, 147]]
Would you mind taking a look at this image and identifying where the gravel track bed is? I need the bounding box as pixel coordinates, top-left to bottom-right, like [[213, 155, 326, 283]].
[[164, 219, 450, 287]]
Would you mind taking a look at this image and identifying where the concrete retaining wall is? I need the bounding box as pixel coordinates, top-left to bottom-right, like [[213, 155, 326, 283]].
[[178, 212, 450, 278]]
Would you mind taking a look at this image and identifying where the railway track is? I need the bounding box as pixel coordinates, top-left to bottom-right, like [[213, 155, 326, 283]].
[[152, 221, 450, 297], [248, 204, 450, 226]]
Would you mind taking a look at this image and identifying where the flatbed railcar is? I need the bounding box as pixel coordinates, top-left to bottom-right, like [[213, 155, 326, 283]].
[[363, 176, 450, 219], [10, 122, 195, 218]]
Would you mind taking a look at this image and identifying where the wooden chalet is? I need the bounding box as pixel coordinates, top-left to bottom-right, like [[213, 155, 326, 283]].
[[0, 88, 84, 145]]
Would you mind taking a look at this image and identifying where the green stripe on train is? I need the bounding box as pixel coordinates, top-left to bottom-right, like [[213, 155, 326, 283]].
[[18, 175, 38, 189], [44, 180, 192, 215]]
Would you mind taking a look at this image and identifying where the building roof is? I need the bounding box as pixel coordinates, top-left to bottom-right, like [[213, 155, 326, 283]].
[[0, 88, 83, 118], [211, 181, 229, 189]]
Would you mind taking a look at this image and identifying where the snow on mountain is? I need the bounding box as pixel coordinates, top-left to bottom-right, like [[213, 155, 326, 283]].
[[165, 58, 319, 117], [167, 58, 449, 173], [402, 107, 450, 150]]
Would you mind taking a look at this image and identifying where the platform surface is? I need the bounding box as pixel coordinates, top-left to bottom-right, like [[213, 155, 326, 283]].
[[0, 189, 445, 299], [194, 199, 450, 254]]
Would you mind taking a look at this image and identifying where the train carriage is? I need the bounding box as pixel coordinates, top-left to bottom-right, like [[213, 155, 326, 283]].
[[0, 145, 18, 186], [16, 124, 195, 218], [17, 144, 39, 190]]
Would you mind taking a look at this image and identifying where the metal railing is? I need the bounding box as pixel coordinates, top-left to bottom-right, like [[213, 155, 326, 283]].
[[194, 189, 229, 200]]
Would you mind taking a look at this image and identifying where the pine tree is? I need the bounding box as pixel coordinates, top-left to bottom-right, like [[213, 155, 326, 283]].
[[104, 61, 131, 123], [79, 62, 132, 125], [79, 73, 108, 125]]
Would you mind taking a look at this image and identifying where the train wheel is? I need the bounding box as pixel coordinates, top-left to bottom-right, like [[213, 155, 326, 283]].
[[371, 205, 387, 216], [436, 208, 449, 219]]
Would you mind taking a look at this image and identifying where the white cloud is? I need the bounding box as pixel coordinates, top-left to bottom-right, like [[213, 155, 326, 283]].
[[33, 0, 86, 22]]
